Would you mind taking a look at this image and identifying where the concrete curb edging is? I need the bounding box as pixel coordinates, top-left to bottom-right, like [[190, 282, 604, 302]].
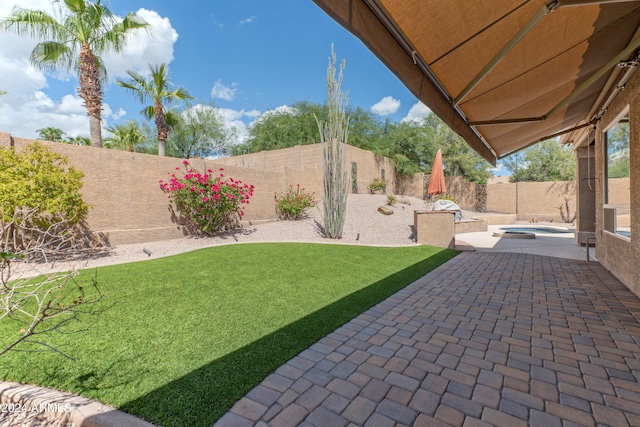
[[0, 381, 155, 427]]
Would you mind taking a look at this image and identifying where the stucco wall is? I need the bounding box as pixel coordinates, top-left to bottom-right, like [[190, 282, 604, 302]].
[[0, 133, 286, 245], [592, 66, 640, 296]]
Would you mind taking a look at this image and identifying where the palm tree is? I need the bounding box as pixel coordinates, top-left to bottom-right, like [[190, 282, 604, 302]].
[[65, 135, 91, 146], [37, 127, 66, 142], [104, 120, 146, 152], [116, 63, 194, 156], [2, 0, 148, 148]]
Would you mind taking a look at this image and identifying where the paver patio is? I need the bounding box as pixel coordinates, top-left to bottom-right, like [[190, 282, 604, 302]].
[[215, 252, 640, 427]]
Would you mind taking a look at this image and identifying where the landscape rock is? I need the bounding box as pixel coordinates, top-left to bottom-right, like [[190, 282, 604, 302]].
[[378, 206, 394, 215]]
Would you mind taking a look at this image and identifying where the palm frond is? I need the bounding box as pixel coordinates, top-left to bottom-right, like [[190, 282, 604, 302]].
[[140, 105, 156, 121], [30, 42, 74, 72], [170, 88, 195, 101], [63, 0, 87, 14], [1, 8, 61, 40]]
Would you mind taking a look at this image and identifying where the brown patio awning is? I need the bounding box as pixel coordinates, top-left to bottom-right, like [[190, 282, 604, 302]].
[[312, 0, 640, 165]]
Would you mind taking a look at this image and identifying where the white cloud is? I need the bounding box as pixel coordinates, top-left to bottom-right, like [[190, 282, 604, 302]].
[[238, 16, 256, 26], [58, 94, 85, 114], [371, 96, 400, 116], [215, 107, 264, 146], [103, 9, 178, 79], [0, 91, 120, 139], [402, 101, 431, 123], [0, 5, 178, 139], [211, 80, 238, 101], [244, 110, 261, 119], [257, 105, 297, 120]]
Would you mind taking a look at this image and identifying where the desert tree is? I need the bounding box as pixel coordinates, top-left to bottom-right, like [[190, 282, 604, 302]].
[[168, 103, 228, 159], [1, 0, 149, 148]]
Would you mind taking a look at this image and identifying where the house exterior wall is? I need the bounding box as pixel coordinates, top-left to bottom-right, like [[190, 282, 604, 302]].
[[590, 68, 640, 296]]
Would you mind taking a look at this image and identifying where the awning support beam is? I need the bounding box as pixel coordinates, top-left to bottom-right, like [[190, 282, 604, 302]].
[[497, 119, 598, 159], [557, 0, 640, 7], [452, 2, 554, 106], [453, 0, 640, 108], [471, 42, 640, 127], [545, 36, 640, 118]]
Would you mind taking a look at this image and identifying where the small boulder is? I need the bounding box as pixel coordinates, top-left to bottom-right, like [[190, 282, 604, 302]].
[[398, 196, 412, 205], [378, 205, 394, 215]]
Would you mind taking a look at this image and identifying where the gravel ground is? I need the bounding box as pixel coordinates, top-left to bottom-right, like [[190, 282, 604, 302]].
[[12, 194, 430, 278], [0, 410, 72, 427]]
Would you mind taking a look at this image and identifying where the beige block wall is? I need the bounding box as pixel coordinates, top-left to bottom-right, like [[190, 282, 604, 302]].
[[445, 176, 480, 211], [395, 173, 424, 199], [483, 181, 576, 222], [216, 143, 396, 196], [0, 134, 286, 245]]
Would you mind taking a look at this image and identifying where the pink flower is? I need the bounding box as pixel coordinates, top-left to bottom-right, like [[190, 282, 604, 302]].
[[183, 160, 189, 165], [202, 197, 209, 203]]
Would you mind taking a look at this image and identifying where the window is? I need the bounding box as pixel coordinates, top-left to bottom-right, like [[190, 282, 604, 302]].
[[604, 110, 630, 239]]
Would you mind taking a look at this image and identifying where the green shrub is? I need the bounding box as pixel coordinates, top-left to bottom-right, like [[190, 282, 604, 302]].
[[0, 143, 89, 228], [274, 184, 316, 220], [386, 194, 398, 206], [368, 177, 387, 193]]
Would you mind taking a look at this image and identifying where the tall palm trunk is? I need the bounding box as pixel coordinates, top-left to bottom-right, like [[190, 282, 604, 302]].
[[78, 45, 103, 148], [155, 100, 169, 157]]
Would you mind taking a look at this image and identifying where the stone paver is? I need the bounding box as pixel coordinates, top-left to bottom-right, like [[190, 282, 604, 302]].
[[214, 252, 640, 426]]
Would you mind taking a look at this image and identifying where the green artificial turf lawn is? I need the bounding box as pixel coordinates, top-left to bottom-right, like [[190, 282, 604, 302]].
[[0, 243, 457, 427]]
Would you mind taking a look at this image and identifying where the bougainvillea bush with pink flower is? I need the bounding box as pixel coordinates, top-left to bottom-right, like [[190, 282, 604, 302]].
[[160, 161, 254, 235], [274, 184, 316, 220]]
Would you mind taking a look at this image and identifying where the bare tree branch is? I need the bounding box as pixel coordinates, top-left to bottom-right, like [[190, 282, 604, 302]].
[[0, 208, 106, 358]]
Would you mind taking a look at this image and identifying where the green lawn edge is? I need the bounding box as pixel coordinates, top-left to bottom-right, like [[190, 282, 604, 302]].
[[122, 245, 458, 426]]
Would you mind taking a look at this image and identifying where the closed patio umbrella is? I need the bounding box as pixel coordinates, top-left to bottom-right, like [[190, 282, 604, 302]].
[[427, 149, 446, 196]]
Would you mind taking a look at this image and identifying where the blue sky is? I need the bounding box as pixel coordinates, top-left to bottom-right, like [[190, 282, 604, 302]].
[[0, 1, 506, 174]]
